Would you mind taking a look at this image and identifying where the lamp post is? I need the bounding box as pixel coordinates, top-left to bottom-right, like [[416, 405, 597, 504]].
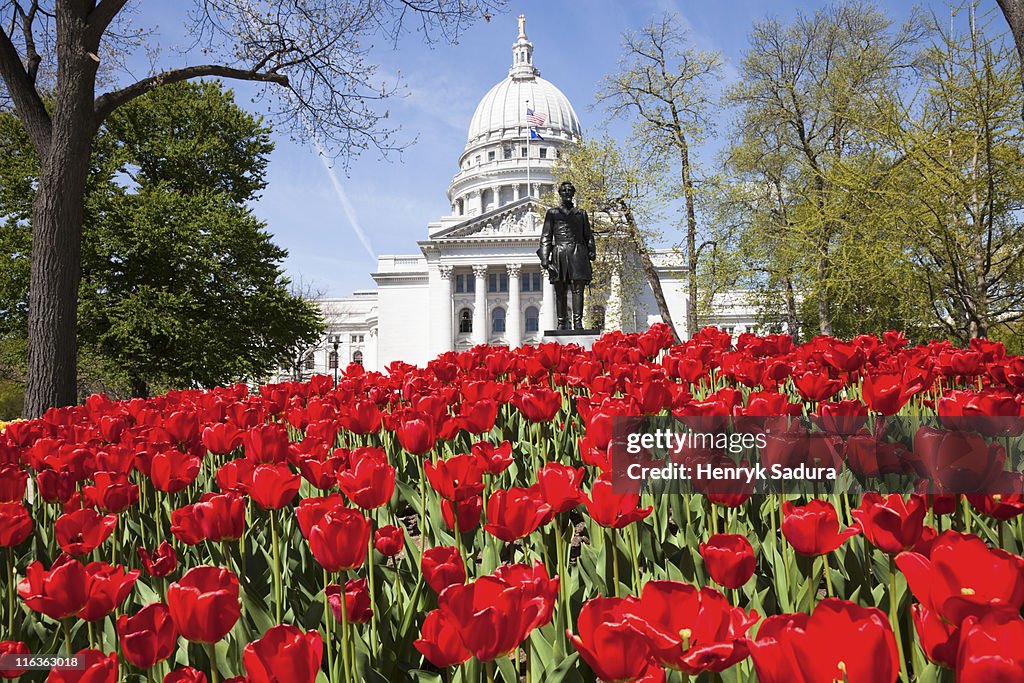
[[329, 334, 340, 386]]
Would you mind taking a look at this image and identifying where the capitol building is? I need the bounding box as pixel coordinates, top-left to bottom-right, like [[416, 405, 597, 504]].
[[293, 18, 761, 377]]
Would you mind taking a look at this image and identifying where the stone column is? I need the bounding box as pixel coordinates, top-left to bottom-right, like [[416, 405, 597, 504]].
[[472, 265, 488, 345], [605, 264, 623, 332], [506, 263, 522, 348], [430, 264, 454, 355], [541, 273, 556, 332]]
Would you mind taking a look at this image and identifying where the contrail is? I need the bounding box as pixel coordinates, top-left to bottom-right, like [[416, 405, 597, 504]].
[[312, 138, 377, 264]]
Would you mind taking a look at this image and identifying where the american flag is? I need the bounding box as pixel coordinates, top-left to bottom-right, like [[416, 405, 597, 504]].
[[526, 108, 547, 126]]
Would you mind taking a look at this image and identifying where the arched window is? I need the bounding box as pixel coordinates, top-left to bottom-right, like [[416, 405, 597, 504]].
[[459, 308, 472, 334], [352, 350, 363, 366], [492, 307, 506, 333], [525, 306, 539, 333], [304, 352, 314, 370], [328, 350, 338, 369]]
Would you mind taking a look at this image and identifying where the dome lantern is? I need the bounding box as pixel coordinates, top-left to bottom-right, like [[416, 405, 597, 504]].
[[510, 14, 539, 80]]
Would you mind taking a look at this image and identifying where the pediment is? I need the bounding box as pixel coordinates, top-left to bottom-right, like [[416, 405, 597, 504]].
[[432, 198, 542, 240]]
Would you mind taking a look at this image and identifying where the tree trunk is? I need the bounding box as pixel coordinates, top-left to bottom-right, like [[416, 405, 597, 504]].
[[680, 137, 699, 338], [23, 8, 98, 417], [816, 252, 832, 336], [785, 275, 800, 344], [620, 202, 681, 344], [997, 0, 1024, 109]]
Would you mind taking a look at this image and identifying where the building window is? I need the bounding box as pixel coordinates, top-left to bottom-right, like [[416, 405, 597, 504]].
[[350, 334, 363, 343], [555, 149, 560, 159], [328, 351, 338, 369], [521, 146, 528, 157], [304, 352, 314, 371], [488, 150, 495, 161], [539, 148, 547, 159], [352, 350, 363, 366], [521, 271, 542, 292], [504, 147, 512, 159], [459, 308, 472, 334], [488, 273, 508, 293], [492, 308, 506, 333], [475, 155, 481, 165], [525, 306, 539, 333], [455, 274, 475, 293]]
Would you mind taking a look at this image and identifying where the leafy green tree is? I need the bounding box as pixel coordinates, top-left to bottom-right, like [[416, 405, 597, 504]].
[[872, 2, 1024, 343], [596, 14, 722, 337], [0, 0, 503, 416], [725, 2, 923, 336], [0, 80, 324, 400]]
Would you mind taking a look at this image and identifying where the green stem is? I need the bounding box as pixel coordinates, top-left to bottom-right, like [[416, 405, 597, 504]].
[[62, 619, 73, 656], [339, 572, 352, 683], [608, 527, 620, 597], [368, 530, 378, 661], [889, 556, 908, 683], [6, 549, 14, 637], [207, 641, 220, 683], [822, 555, 833, 598], [271, 509, 283, 624], [324, 570, 335, 683], [486, 660, 495, 683]]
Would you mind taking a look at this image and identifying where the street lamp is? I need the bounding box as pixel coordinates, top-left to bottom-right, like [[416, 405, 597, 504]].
[[329, 334, 340, 385]]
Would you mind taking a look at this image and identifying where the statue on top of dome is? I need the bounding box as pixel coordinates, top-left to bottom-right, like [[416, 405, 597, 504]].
[[537, 181, 596, 330]]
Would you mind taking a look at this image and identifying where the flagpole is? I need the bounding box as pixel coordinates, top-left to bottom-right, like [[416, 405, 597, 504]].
[[525, 99, 531, 199]]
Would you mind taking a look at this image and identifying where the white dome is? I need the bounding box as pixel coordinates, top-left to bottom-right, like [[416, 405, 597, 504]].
[[466, 76, 581, 144]]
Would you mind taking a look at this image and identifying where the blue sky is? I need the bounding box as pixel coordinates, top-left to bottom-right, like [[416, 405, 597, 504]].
[[130, 0, 940, 297]]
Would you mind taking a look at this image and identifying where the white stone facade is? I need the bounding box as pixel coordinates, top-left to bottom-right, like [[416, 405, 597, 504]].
[[292, 18, 765, 377]]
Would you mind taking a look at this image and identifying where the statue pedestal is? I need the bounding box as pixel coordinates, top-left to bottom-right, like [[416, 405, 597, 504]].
[[540, 329, 602, 349]]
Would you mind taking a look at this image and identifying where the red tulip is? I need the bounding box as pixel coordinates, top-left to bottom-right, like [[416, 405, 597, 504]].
[[414, 610, 471, 668], [55, 509, 118, 556], [625, 581, 758, 674], [956, 613, 1024, 682], [0, 502, 32, 548], [245, 463, 301, 510], [82, 472, 139, 513], [472, 440, 513, 475], [202, 423, 243, 455], [167, 566, 241, 643], [584, 473, 653, 529], [511, 386, 563, 422], [438, 575, 547, 661], [116, 602, 178, 669], [851, 493, 926, 554], [295, 494, 347, 539], [484, 487, 551, 542], [749, 599, 899, 683], [138, 542, 178, 578], [535, 462, 584, 514], [441, 495, 483, 533], [326, 578, 372, 624], [913, 426, 1005, 493], [421, 546, 465, 594], [896, 531, 1024, 625], [79, 562, 140, 622], [215, 458, 255, 494], [568, 596, 656, 683], [18, 554, 91, 620], [374, 524, 404, 557], [163, 667, 207, 683], [148, 452, 201, 494], [0, 641, 30, 678], [337, 447, 395, 509], [394, 410, 437, 455], [243, 625, 323, 683], [457, 399, 498, 434], [911, 604, 960, 668], [307, 507, 371, 572], [0, 465, 27, 502], [862, 372, 912, 414], [700, 534, 756, 589], [242, 423, 290, 464], [45, 649, 117, 683], [38, 468, 78, 506], [424, 454, 485, 502], [782, 499, 859, 556], [191, 492, 246, 542], [793, 372, 843, 402]]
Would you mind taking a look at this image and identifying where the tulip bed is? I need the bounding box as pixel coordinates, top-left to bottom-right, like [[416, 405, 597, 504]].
[[2, 324, 1024, 682]]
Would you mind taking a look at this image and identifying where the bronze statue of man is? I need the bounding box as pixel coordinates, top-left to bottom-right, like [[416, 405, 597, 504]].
[[538, 181, 596, 330]]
